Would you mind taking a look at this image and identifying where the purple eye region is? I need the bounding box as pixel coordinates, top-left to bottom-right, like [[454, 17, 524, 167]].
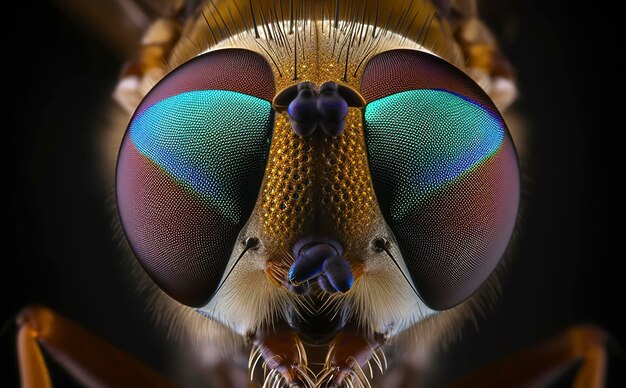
[[362, 49, 520, 310], [393, 134, 519, 309], [116, 49, 275, 307], [135, 48, 275, 115], [117, 142, 241, 306], [361, 49, 498, 115]]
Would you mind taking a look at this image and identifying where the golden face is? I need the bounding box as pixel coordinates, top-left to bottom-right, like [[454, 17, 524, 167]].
[[259, 109, 376, 284], [235, 9, 451, 289], [113, 1, 520, 386]]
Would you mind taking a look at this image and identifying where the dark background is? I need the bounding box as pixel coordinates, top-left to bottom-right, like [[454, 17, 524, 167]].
[[2, 1, 624, 387]]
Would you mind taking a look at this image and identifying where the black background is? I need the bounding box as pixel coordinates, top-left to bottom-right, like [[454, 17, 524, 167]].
[[2, 1, 624, 387]]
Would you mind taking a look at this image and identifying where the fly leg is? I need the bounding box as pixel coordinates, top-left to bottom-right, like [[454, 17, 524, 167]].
[[113, 12, 183, 113], [16, 305, 174, 387], [450, 325, 608, 388], [443, 1, 518, 109]]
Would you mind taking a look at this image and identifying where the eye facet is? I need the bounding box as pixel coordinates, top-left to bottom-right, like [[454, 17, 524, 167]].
[[361, 49, 520, 310], [116, 49, 275, 307]]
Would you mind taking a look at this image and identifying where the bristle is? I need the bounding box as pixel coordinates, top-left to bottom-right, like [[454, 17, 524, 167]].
[[293, 4, 298, 80], [357, 2, 367, 43], [205, 4, 225, 40], [321, 0, 325, 33], [400, 9, 420, 44], [231, 1, 250, 33], [372, 0, 379, 38], [208, 0, 233, 38], [308, 2, 313, 40], [289, 0, 294, 33], [254, 40, 283, 77], [249, 0, 260, 38], [278, 0, 285, 31], [201, 11, 218, 46], [352, 358, 371, 388], [343, 20, 354, 81], [297, 0, 305, 60], [415, 12, 430, 44], [392, 0, 411, 32], [271, 3, 287, 48], [343, 0, 352, 33], [258, 7, 273, 41], [421, 12, 435, 45]]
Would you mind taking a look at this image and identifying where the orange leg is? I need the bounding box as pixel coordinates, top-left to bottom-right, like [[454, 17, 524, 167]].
[[450, 325, 608, 388], [16, 305, 175, 388]]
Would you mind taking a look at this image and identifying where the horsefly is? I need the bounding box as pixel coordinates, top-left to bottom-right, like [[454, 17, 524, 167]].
[[14, 1, 609, 387]]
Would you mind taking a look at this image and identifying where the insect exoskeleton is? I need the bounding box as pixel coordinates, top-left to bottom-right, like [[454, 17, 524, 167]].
[[115, 1, 519, 386]]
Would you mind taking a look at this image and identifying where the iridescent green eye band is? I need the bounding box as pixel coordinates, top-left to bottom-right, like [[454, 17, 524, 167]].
[[129, 90, 272, 224], [364, 89, 504, 221]]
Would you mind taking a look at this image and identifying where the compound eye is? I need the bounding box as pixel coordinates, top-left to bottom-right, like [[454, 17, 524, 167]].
[[116, 49, 275, 307], [361, 49, 520, 310]]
